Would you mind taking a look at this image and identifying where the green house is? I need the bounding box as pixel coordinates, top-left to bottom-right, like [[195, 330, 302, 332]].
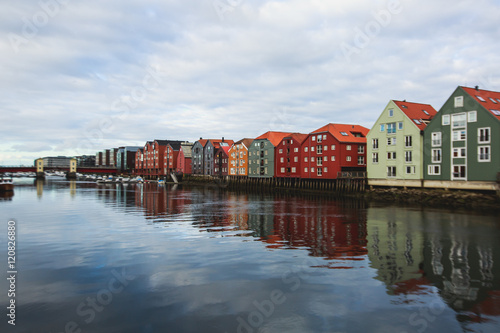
[[367, 100, 437, 187], [248, 131, 291, 178], [424, 86, 500, 185]]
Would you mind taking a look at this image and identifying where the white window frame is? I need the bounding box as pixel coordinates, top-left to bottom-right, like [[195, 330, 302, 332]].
[[372, 153, 379, 164], [478, 146, 491, 162], [372, 139, 378, 149], [331, 156, 335, 161], [404, 135, 412, 148], [428, 165, 441, 175], [405, 151, 412, 163], [346, 156, 351, 162], [431, 132, 442, 147], [405, 166, 415, 175], [454, 96, 464, 108], [468, 111, 477, 122], [452, 113, 466, 128], [387, 166, 396, 178], [452, 148, 466, 158], [478, 127, 491, 144], [452, 130, 466, 141], [431, 149, 441, 163], [442, 114, 450, 126], [346, 145, 351, 151]]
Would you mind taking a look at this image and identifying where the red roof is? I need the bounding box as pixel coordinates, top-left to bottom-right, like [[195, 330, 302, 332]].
[[310, 124, 369, 143], [393, 100, 437, 130], [255, 131, 292, 146], [197, 139, 209, 147], [210, 139, 234, 149], [462, 86, 500, 121], [283, 133, 309, 144]]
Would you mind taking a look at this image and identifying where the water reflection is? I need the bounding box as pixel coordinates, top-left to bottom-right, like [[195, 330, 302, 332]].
[[4, 180, 500, 332]]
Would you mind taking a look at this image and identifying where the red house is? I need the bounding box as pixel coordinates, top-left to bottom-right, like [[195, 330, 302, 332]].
[[176, 142, 193, 175], [275, 133, 308, 178], [214, 145, 230, 176], [301, 123, 369, 179], [134, 148, 144, 175]]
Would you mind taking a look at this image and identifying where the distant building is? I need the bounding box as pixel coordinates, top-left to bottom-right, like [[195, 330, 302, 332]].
[[228, 138, 253, 176], [75, 155, 96, 167], [41, 156, 72, 168], [248, 131, 292, 178], [117, 146, 142, 173], [177, 142, 193, 174]]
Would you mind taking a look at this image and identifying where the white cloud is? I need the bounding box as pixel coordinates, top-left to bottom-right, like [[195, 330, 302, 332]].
[[1, 0, 500, 164]]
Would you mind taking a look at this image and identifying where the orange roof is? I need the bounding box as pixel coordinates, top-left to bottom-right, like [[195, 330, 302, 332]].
[[255, 131, 292, 147], [285, 133, 309, 144], [197, 139, 209, 147], [462, 86, 500, 121], [310, 124, 369, 143], [210, 139, 234, 149], [393, 100, 437, 130]]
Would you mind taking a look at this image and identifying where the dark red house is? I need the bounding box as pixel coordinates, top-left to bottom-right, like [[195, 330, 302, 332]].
[[275, 133, 308, 178]]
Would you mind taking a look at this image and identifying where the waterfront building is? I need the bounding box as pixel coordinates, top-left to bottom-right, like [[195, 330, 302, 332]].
[[423, 86, 500, 188], [165, 141, 184, 174], [248, 131, 291, 178], [228, 138, 253, 176], [203, 138, 234, 176], [192, 139, 207, 175], [275, 133, 308, 178], [134, 148, 144, 175], [367, 100, 437, 187], [177, 142, 193, 174], [95, 151, 103, 166], [75, 155, 96, 167], [117, 146, 141, 173], [214, 145, 230, 176], [301, 123, 369, 179]]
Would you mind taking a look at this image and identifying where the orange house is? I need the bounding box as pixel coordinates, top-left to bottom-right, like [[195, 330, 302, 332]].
[[228, 138, 253, 176]]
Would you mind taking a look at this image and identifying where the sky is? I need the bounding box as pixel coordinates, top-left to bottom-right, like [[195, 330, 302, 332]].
[[1, 0, 499, 165]]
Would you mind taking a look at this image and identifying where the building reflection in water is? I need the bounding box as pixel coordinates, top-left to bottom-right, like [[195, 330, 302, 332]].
[[100, 184, 500, 327]]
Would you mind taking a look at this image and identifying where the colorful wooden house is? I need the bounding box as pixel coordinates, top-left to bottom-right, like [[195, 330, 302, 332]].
[[214, 145, 230, 176], [165, 142, 183, 174], [301, 124, 369, 179], [275, 133, 308, 178], [177, 142, 193, 174], [204, 138, 234, 176], [248, 131, 291, 178], [229, 138, 253, 176], [134, 148, 144, 175], [366, 100, 437, 187], [192, 139, 207, 175], [423, 86, 500, 189]]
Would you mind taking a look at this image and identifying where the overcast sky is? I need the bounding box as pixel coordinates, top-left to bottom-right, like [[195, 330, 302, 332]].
[[1, 0, 499, 165]]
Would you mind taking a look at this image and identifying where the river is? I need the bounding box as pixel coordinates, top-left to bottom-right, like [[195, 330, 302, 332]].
[[1, 178, 499, 333]]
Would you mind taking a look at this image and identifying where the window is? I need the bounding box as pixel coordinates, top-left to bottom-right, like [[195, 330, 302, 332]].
[[346, 145, 351, 150], [324, 145, 328, 151], [317, 135, 322, 143], [468, 111, 477, 122], [279, 149, 283, 154], [423, 110, 430, 116], [280, 157, 284, 163], [372, 139, 379, 149], [317, 168, 322, 176], [398, 122, 403, 130], [304, 157, 308, 162], [311, 167, 315, 172], [478, 146, 491, 162], [372, 153, 379, 163], [478, 128, 490, 143], [476, 95, 486, 102], [312, 136, 316, 141], [323, 135, 327, 140], [304, 147, 308, 152], [317, 157, 323, 166], [453, 165, 466, 179], [452, 130, 466, 141], [432, 149, 441, 163], [380, 124, 385, 132], [428, 165, 441, 175], [331, 145, 336, 150], [406, 166, 415, 174], [453, 148, 466, 158], [294, 156, 298, 162], [291, 167, 296, 173], [452, 113, 466, 128], [431, 132, 442, 147], [317, 145, 323, 154], [387, 122, 396, 134], [405, 151, 412, 163], [304, 167, 308, 173], [331, 156, 335, 161], [387, 152, 396, 160], [294, 148, 298, 152], [358, 156, 365, 165], [346, 156, 351, 162], [311, 146, 315, 152], [454, 96, 464, 107], [340, 132, 348, 136], [492, 110, 500, 116], [405, 136, 412, 147], [388, 109, 394, 117], [387, 166, 396, 177], [442, 114, 450, 125], [324, 167, 328, 173], [358, 146, 364, 154], [387, 137, 396, 145], [281, 167, 285, 173]]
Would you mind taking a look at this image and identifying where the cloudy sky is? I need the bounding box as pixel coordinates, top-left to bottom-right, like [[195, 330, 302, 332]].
[[1, 0, 499, 165]]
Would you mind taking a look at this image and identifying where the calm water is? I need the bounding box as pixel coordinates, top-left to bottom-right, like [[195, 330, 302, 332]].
[[1, 178, 500, 333]]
